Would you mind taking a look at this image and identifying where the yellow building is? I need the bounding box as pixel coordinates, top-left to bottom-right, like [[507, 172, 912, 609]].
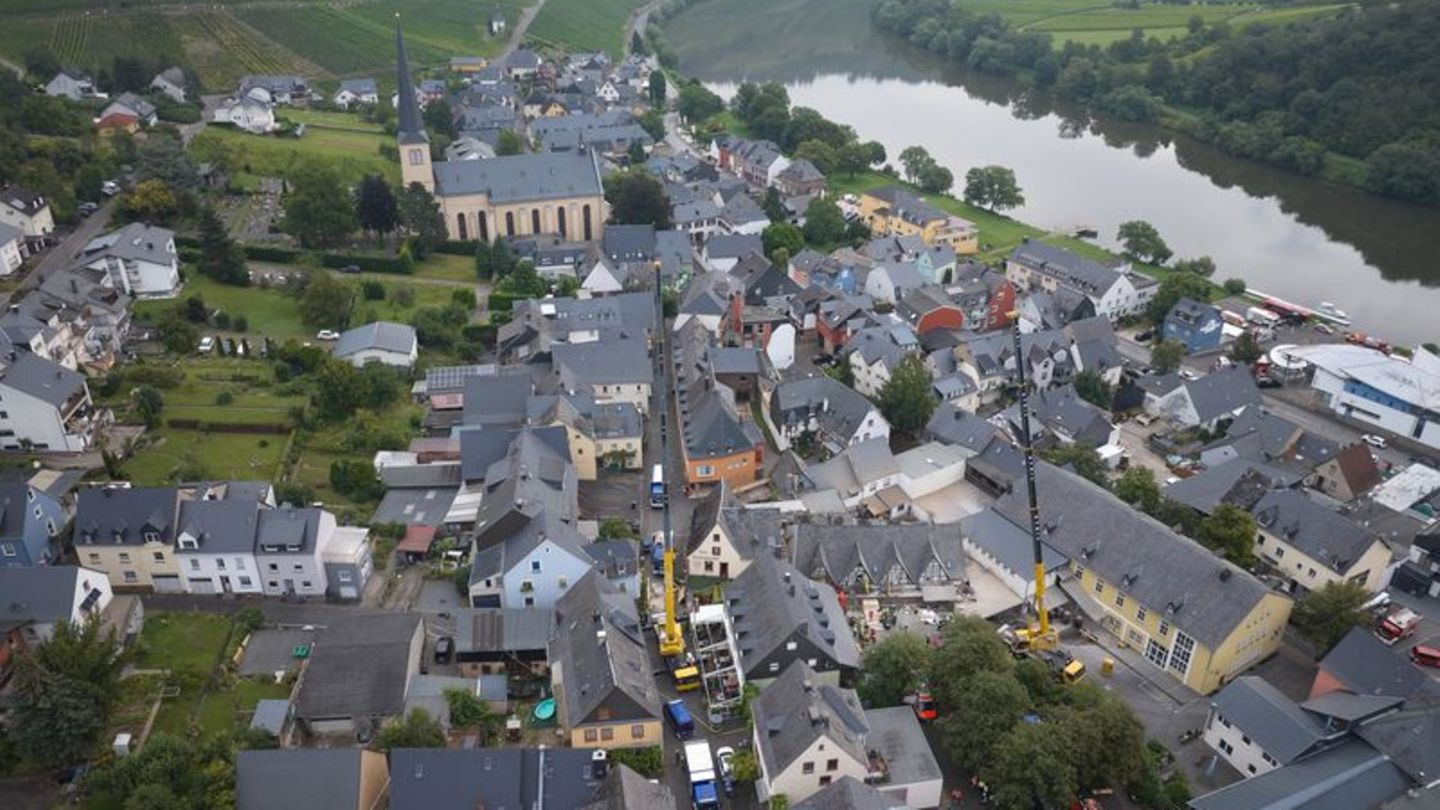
[[994, 463, 1293, 695], [396, 26, 606, 243], [858, 186, 978, 254], [74, 486, 183, 591], [1251, 489, 1392, 595]]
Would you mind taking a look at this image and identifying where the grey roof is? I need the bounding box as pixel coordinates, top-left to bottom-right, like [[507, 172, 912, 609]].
[[1167, 296, 1219, 326], [580, 763, 677, 810], [1009, 240, 1122, 297], [1353, 680, 1440, 784], [865, 186, 950, 228], [793, 777, 907, 810], [433, 151, 603, 202], [864, 706, 943, 788], [463, 374, 534, 427], [334, 321, 416, 358], [961, 508, 1068, 581], [469, 510, 589, 581], [1189, 739, 1409, 810], [1211, 407, 1341, 473], [75, 486, 179, 547], [1319, 627, 1427, 698], [236, 749, 368, 810], [471, 427, 575, 549], [1163, 459, 1299, 515], [548, 571, 661, 727], [454, 607, 554, 654], [371, 487, 457, 527], [388, 748, 606, 810], [460, 428, 518, 486], [705, 233, 764, 260], [177, 497, 261, 554], [551, 336, 651, 386], [380, 461, 462, 489], [1, 351, 87, 408], [924, 403, 1002, 452], [0, 221, 22, 246], [394, 24, 427, 145], [1300, 691, 1403, 724], [1210, 676, 1325, 764], [727, 555, 862, 674], [1251, 489, 1381, 574], [255, 507, 321, 554], [109, 92, 156, 119], [0, 185, 46, 215], [720, 193, 767, 226], [847, 323, 919, 371], [792, 522, 965, 591], [0, 566, 104, 625], [710, 346, 765, 376], [674, 321, 761, 460], [1180, 367, 1263, 423], [601, 223, 656, 260], [294, 613, 421, 720], [752, 661, 869, 776], [248, 699, 289, 736], [772, 376, 877, 444], [993, 462, 1277, 649], [1001, 383, 1112, 446], [77, 222, 175, 269], [338, 77, 377, 95]]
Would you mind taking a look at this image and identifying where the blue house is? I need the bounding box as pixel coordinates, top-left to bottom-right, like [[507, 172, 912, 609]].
[[0, 483, 65, 567], [1164, 297, 1224, 354]]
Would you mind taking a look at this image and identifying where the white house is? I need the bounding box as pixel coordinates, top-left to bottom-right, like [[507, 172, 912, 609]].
[[846, 323, 921, 398], [467, 514, 596, 610], [684, 486, 786, 580], [0, 223, 23, 275], [750, 662, 872, 806], [72, 223, 181, 298], [333, 78, 379, 109], [253, 507, 334, 598], [1140, 367, 1261, 430], [0, 352, 95, 452], [1202, 676, 1331, 779], [177, 498, 264, 596], [0, 566, 112, 646], [0, 185, 56, 249], [863, 261, 928, 306], [580, 253, 625, 294], [1005, 240, 1157, 322], [44, 71, 94, 100], [333, 321, 419, 369], [150, 67, 188, 103], [213, 96, 277, 134], [768, 375, 889, 454]]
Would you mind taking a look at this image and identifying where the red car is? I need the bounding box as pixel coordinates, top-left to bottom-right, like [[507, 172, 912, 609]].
[[1411, 645, 1440, 668]]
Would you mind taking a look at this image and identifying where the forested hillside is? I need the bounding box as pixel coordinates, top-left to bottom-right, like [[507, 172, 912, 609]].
[[872, 0, 1440, 206]]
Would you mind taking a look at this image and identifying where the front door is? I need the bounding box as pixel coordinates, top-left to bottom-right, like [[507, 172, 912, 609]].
[[283, 579, 295, 595], [220, 576, 232, 593], [720, 562, 729, 578]]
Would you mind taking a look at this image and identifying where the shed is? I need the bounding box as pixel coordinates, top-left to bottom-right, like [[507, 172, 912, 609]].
[[250, 698, 290, 737], [397, 525, 438, 563]]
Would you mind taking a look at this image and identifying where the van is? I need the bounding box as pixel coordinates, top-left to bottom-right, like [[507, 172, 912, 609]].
[[664, 699, 695, 740]]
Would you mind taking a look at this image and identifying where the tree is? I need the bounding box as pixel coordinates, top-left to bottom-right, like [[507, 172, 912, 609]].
[[878, 355, 936, 436], [835, 141, 873, 178], [941, 670, 1032, 771], [1150, 339, 1185, 374], [1230, 330, 1264, 364], [1117, 220, 1173, 265], [1114, 467, 1162, 515], [862, 140, 887, 167], [1061, 693, 1149, 791], [648, 71, 667, 106], [375, 708, 446, 750], [793, 139, 837, 175], [983, 723, 1079, 810], [677, 81, 724, 122], [136, 132, 198, 191], [422, 100, 457, 140], [1039, 443, 1111, 489], [604, 169, 672, 228], [762, 222, 805, 264], [1292, 582, 1370, 653], [135, 385, 165, 428], [1147, 272, 1212, 324], [627, 140, 646, 166], [495, 129, 526, 156], [963, 165, 1025, 211], [123, 180, 178, 223], [299, 272, 354, 330], [196, 205, 248, 285], [802, 197, 847, 246], [1223, 278, 1248, 296], [283, 163, 356, 248], [857, 633, 933, 709], [1198, 503, 1256, 567], [762, 186, 788, 222], [445, 688, 501, 742], [396, 182, 447, 257], [314, 361, 367, 419], [159, 313, 199, 355], [1173, 255, 1217, 278], [916, 163, 954, 194], [1073, 369, 1111, 410], [599, 517, 636, 540], [898, 145, 935, 183], [8, 619, 122, 768], [354, 174, 398, 244], [730, 749, 760, 783], [929, 617, 1013, 700]]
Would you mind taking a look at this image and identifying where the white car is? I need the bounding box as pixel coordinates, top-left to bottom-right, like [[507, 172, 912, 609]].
[[316, 330, 340, 341], [101, 180, 120, 196], [1362, 433, 1388, 449], [197, 336, 215, 354], [715, 746, 736, 797], [1178, 369, 1198, 380]]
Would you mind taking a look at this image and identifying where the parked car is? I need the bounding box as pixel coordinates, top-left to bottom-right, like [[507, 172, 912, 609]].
[[1134, 330, 1153, 342], [197, 336, 215, 354], [101, 180, 120, 196], [715, 746, 736, 796], [78, 201, 99, 217], [1411, 645, 1440, 669], [316, 329, 340, 341], [339, 264, 361, 274], [1362, 433, 1388, 449], [1178, 368, 1198, 380], [434, 636, 453, 664]]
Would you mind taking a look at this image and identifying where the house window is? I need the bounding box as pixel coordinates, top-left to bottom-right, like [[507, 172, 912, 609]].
[[802, 762, 815, 775], [631, 724, 645, 739], [268, 581, 278, 589], [0, 544, 13, 557], [712, 546, 722, 557], [819, 776, 832, 787], [1144, 639, 1167, 669], [584, 729, 598, 742], [1168, 631, 1195, 676], [1136, 605, 1147, 623], [1218, 740, 1233, 755], [704, 561, 714, 572], [123, 571, 137, 582], [268, 563, 278, 571], [216, 558, 226, 570], [301, 581, 312, 589], [769, 662, 779, 672], [153, 551, 165, 562], [826, 759, 839, 772], [697, 465, 715, 477], [600, 728, 614, 741], [1093, 580, 1104, 595], [1220, 716, 1231, 728], [88, 553, 100, 564], [408, 148, 425, 166], [1275, 548, 1284, 558], [239, 577, 252, 586], [524, 596, 534, 607], [189, 559, 200, 571], [1158, 619, 1170, 637], [1114, 593, 1125, 609], [786, 641, 797, 651], [532, 560, 542, 573], [338, 570, 353, 582], [118, 552, 131, 563]]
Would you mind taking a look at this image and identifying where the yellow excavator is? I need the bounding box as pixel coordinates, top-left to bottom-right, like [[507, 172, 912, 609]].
[[1004, 311, 1085, 684]]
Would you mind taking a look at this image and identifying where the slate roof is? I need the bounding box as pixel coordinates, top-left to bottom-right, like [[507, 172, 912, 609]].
[[177, 497, 261, 554], [864, 706, 943, 790], [75, 486, 178, 547], [771, 375, 877, 443], [77, 223, 174, 268], [674, 320, 762, 460], [846, 323, 919, 371], [371, 486, 457, 527], [601, 223, 656, 261], [1211, 676, 1325, 764], [705, 233, 764, 261], [255, 507, 321, 554], [337, 77, 377, 96], [433, 151, 604, 203], [469, 510, 589, 582], [1009, 240, 1122, 297], [236, 749, 369, 810], [0, 566, 105, 625], [727, 555, 862, 674], [548, 570, 661, 727], [580, 763, 677, 810], [388, 748, 605, 810], [924, 402, 1002, 452], [752, 661, 869, 777], [0, 185, 46, 215], [551, 336, 651, 386], [961, 508, 1068, 581], [454, 607, 554, 654], [1002, 383, 1112, 446], [294, 613, 420, 720], [793, 777, 906, 810], [0, 351, 87, 408], [1252, 488, 1381, 573], [685, 488, 787, 558], [1353, 680, 1440, 784], [865, 186, 952, 227], [1208, 407, 1340, 472], [1189, 739, 1409, 810], [334, 321, 416, 358], [993, 462, 1278, 649], [1163, 459, 1298, 515], [791, 522, 964, 590], [463, 374, 533, 426], [1180, 367, 1263, 423], [1318, 628, 1427, 699], [0, 221, 22, 248]]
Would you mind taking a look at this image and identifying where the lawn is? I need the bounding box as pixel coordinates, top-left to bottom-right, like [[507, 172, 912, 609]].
[[191, 124, 395, 186], [527, 0, 647, 57], [123, 428, 290, 485], [195, 677, 292, 739], [136, 613, 234, 678], [826, 170, 1043, 255], [283, 108, 384, 133], [118, 356, 307, 428], [290, 398, 423, 515], [135, 275, 310, 343], [413, 253, 479, 283]]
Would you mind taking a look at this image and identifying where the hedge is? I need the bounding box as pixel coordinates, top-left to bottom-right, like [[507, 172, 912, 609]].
[[242, 244, 302, 263], [487, 291, 522, 313], [165, 419, 291, 434], [434, 240, 480, 256], [320, 253, 412, 274]]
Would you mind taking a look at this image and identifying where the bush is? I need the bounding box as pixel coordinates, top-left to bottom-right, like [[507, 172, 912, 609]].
[[607, 746, 664, 778], [434, 240, 480, 255], [233, 314, 249, 332], [216, 391, 234, 405], [362, 280, 386, 300], [214, 311, 232, 329]]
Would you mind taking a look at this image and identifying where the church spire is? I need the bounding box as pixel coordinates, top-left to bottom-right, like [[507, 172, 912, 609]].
[[395, 16, 427, 145]]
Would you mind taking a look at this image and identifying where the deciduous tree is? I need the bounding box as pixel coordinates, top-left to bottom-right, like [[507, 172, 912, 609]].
[[1114, 467, 1162, 514], [299, 272, 354, 330], [354, 174, 398, 244], [857, 633, 933, 709], [1118, 220, 1173, 265], [495, 129, 526, 156], [1198, 503, 1257, 567], [940, 670, 1032, 771], [1039, 443, 1110, 489], [983, 722, 1079, 810], [376, 707, 446, 750], [802, 196, 847, 246], [1293, 582, 1370, 653], [878, 355, 936, 436], [1150, 339, 1186, 374], [1073, 369, 1111, 410], [762, 222, 804, 264], [963, 165, 1025, 211], [604, 169, 672, 229], [898, 145, 935, 184], [283, 163, 356, 248], [396, 181, 446, 257]]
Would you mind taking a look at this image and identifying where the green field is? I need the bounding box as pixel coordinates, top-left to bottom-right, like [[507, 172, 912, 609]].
[[953, 0, 1351, 48], [191, 123, 396, 186], [123, 428, 289, 485], [528, 0, 647, 57]]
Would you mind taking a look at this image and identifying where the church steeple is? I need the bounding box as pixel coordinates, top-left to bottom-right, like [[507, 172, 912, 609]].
[[394, 17, 434, 193]]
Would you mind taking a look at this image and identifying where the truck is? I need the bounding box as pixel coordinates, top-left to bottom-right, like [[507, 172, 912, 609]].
[[1246, 306, 1281, 328], [1376, 606, 1422, 646], [684, 741, 720, 809]]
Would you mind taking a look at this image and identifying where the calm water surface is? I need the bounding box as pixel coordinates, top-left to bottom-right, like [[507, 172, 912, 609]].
[[663, 0, 1440, 344]]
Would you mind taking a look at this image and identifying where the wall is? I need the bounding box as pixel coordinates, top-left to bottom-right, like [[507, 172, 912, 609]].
[[1256, 530, 1390, 595], [0, 384, 86, 452], [569, 718, 661, 749], [441, 191, 607, 243], [686, 524, 751, 580], [502, 540, 594, 609], [685, 446, 761, 489], [1203, 706, 1281, 778], [760, 735, 867, 805], [79, 540, 181, 589], [180, 552, 264, 595], [343, 347, 415, 368]]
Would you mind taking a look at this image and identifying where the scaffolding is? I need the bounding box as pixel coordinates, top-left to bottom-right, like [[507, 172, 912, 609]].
[[689, 603, 745, 720]]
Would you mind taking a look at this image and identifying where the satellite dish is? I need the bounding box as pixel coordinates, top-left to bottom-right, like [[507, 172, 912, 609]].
[[767, 323, 796, 370]]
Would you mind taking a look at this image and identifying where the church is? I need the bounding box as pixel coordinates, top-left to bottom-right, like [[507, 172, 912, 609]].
[[394, 25, 608, 242]]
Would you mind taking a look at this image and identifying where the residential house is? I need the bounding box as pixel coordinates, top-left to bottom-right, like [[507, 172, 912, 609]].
[[961, 507, 1069, 613], [322, 526, 373, 602], [817, 295, 876, 354], [702, 234, 765, 273], [775, 158, 826, 197], [550, 336, 652, 415], [1191, 738, 1413, 810], [1250, 489, 1391, 595], [793, 777, 913, 810], [713, 136, 791, 188], [720, 193, 770, 235], [73, 486, 181, 590], [294, 613, 423, 738], [466, 426, 577, 556], [334, 321, 418, 368], [238, 75, 310, 105], [213, 96, 277, 134], [0, 565, 112, 646], [684, 484, 787, 579], [0, 223, 23, 275], [1140, 367, 1261, 430], [0, 483, 65, 567], [674, 320, 765, 489], [863, 261, 928, 306], [149, 67, 188, 103], [1005, 240, 1157, 322], [1202, 675, 1353, 778], [0, 351, 96, 451], [176, 496, 266, 596], [800, 437, 902, 512], [989, 461, 1293, 695], [1200, 407, 1342, 482], [101, 94, 157, 127], [999, 383, 1117, 450], [387, 748, 625, 810], [857, 186, 977, 254], [467, 512, 595, 610], [236, 749, 390, 810], [769, 375, 889, 454], [450, 56, 488, 73], [846, 323, 921, 398], [548, 571, 663, 748], [725, 555, 861, 685], [497, 292, 653, 364], [333, 78, 379, 109], [953, 328, 1076, 405], [0, 185, 56, 251], [72, 223, 180, 298], [254, 507, 334, 598], [1311, 442, 1382, 502], [792, 522, 964, 600], [1164, 297, 1224, 355], [895, 285, 964, 337], [451, 607, 552, 677], [1286, 343, 1440, 451], [95, 110, 140, 136], [44, 71, 94, 100], [925, 403, 1004, 453]]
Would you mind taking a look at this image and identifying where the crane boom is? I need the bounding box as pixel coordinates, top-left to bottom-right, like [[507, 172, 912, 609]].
[[654, 262, 685, 658], [1009, 312, 1054, 649]]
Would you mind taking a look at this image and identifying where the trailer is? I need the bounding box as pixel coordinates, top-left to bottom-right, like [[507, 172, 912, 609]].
[[685, 741, 720, 809]]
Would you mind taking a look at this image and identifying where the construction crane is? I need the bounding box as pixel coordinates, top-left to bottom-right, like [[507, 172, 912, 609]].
[[653, 261, 686, 661], [1007, 311, 1060, 654]]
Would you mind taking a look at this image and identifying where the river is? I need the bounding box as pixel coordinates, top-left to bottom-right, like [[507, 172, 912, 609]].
[[661, 0, 1440, 345]]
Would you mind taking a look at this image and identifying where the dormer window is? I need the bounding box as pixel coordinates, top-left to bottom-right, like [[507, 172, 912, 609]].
[[178, 537, 198, 550], [113, 530, 125, 544], [143, 531, 160, 544]]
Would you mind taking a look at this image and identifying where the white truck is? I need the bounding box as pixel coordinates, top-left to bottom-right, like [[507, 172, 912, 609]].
[[1245, 306, 1281, 328], [684, 741, 720, 809]]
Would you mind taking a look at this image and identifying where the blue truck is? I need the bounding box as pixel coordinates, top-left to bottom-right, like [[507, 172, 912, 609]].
[[685, 740, 721, 809]]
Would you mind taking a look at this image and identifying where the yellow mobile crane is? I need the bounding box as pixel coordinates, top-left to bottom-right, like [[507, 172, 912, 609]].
[[1005, 312, 1085, 684], [651, 262, 690, 671]]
